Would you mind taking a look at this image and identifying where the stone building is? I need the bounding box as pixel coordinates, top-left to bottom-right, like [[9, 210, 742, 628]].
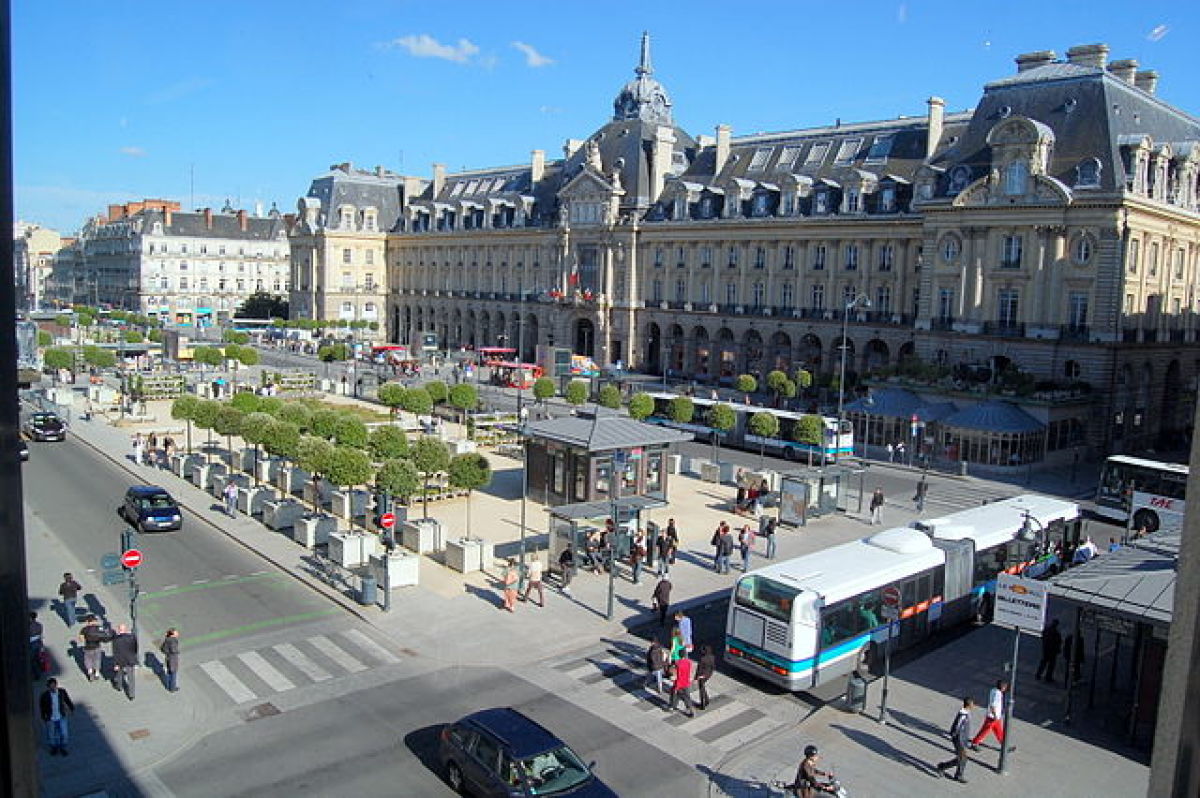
[[298, 36, 1200, 460], [12, 222, 62, 312]]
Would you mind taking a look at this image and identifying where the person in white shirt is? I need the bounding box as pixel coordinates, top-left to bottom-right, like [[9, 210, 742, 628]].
[[970, 679, 1008, 751], [521, 557, 545, 607]]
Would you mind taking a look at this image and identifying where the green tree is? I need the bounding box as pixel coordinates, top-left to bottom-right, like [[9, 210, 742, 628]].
[[147, 329, 163, 343], [564, 380, 588, 406], [222, 330, 251, 345], [597, 384, 621, 409], [447, 452, 492, 539], [532, 377, 556, 403], [709, 402, 737, 462], [171, 394, 201, 454], [766, 369, 789, 396], [375, 458, 420, 506], [234, 346, 259, 367], [668, 395, 694, 424], [368, 425, 409, 460], [411, 436, 450, 519], [378, 382, 406, 417], [748, 410, 780, 468], [258, 396, 284, 417], [448, 383, 478, 422], [425, 380, 449, 405], [54, 314, 72, 328], [230, 391, 262, 414], [325, 446, 374, 528], [213, 405, 246, 466], [278, 402, 313, 431], [262, 419, 301, 461], [296, 435, 335, 511], [793, 414, 825, 466], [235, 291, 288, 319], [333, 415, 369, 448], [43, 347, 75, 374], [310, 408, 341, 440], [192, 399, 222, 463], [736, 373, 758, 397], [317, 343, 351, 362], [122, 329, 144, 344], [240, 411, 274, 485], [627, 392, 654, 421], [37, 330, 52, 347], [402, 386, 433, 417], [83, 346, 116, 369], [193, 346, 225, 368], [75, 311, 95, 328]]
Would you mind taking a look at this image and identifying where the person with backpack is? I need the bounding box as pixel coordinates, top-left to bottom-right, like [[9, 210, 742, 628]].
[[644, 638, 667, 694], [738, 525, 756, 572], [936, 697, 976, 782], [762, 516, 778, 560], [716, 525, 735, 574], [869, 488, 885, 525]]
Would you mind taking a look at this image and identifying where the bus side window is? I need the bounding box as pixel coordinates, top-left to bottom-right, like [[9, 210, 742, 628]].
[[901, 578, 916, 609], [856, 590, 881, 631]]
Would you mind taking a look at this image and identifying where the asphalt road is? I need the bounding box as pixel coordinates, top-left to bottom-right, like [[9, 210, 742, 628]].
[[22, 433, 339, 646], [156, 667, 705, 797]]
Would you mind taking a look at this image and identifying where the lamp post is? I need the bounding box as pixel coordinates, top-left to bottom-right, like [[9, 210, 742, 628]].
[[836, 294, 870, 462]]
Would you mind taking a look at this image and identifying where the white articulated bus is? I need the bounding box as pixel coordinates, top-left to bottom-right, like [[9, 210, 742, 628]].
[[724, 495, 1080, 691]]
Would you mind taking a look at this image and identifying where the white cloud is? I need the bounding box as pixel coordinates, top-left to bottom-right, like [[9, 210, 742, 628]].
[[512, 41, 554, 68], [1147, 24, 1169, 42], [119, 146, 147, 158], [389, 34, 480, 63]]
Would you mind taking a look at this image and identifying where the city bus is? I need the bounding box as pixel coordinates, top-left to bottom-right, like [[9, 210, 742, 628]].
[[1094, 454, 1188, 534], [724, 495, 1080, 691], [486, 360, 543, 389], [643, 391, 852, 462], [228, 318, 276, 333]]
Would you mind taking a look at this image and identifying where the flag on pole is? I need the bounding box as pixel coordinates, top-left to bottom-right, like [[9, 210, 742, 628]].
[[568, 267, 579, 286]]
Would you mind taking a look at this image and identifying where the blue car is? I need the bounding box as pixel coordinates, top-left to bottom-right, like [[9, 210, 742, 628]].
[[120, 485, 183, 533], [439, 708, 617, 797]]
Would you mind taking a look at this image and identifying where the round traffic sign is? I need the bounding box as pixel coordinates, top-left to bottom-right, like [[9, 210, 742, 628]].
[[379, 512, 397, 530], [120, 549, 144, 569], [882, 585, 901, 607]]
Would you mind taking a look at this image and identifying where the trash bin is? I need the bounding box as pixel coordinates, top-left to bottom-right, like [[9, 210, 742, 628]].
[[959, 460, 969, 476], [359, 574, 377, 606], [845, 672, 868, 713]]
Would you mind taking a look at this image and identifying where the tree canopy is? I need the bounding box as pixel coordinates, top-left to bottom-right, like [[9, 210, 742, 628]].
[[627, 392, 654, 420], [401, 387, 433, 416], [296, 435, 335, 476], [793, 414, 825, 446], [309, 408, 341, 440], [411, 436, 450, 476], [171, 394, 200, 422], [425, 380, 449, 405], [736, 374, 758, 395], [748, 411, 780, 439], [597, 384, 622, 409], [230, 391, 262, 414], [668, 395, 694, 424], [235, 291, 288, 319], [564, 380, 588, 406], [532, 377, 555, 402], [447, 452, 492, 493], [43, 348, 74, 372], [278, 402, 312, 431], [709, 403, 736, 433], [192, 399, 221, 431], [375, 458, 419, 501], [333, 415, 369, 448], [448, 383, 479, 415], [324, 446, 373, 488], [368, 425, 409, 460], [377, 382, 406, 413], [261, 420, 301, 460]]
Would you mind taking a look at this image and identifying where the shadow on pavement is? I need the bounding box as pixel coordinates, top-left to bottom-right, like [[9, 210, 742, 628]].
[[403, 724, 448, 786], [830, 722, 942, 778], [696, 764, 780, 797]]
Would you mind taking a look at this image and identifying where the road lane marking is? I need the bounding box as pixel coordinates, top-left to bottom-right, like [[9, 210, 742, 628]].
[[199, 660, 257, 704], [187, 608, 342, 645], [673, 700, 744, 734], [344, 629, 400, 664], [308, 635, 367, 673], [139, 572, 284, 599], [237, 651, 295, 692], [192, 579, 210, 584], [274, 643, 331, 682]]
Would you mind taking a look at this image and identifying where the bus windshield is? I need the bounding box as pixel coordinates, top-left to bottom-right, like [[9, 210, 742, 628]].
[[735, 575, 798, 623]]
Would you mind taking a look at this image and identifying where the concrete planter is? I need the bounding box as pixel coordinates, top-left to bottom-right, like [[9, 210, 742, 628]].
[[293, 513, 337, 548], [329, 532, 379, 568], [370, 552, 419, 589], [276, 466, 309, 495], [401, 518, 443, 555], [238, 485, 278, 516], [262, 499, 305, 531], [205, 464, 230, 494], [303, 478, 329, 509], [190, 462, 214, 488], [332, 489, 369, 521], [172, 453, 201, 478], [444, 537, 494, 574], [238, 448, 257, 472]]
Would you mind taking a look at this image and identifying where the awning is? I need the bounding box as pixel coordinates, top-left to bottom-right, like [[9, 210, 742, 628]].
[[1048, 531, 1179, 626], [549, 496, 669, 522], [942, 401, 1044, 434]]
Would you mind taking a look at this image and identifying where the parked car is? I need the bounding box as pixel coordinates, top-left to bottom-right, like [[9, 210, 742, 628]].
[[23, 411, 66, 442], [18, 438, 28, 462], [439, 708, 616, 797], [120, 485, 182, 533]]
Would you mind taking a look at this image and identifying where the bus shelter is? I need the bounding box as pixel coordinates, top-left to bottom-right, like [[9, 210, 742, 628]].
[[778, 465, 867, 526], [547, 496, 667, 580]]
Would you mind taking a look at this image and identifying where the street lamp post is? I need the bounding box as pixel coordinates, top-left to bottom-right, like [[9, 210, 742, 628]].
[[836, 294, 870, 462]]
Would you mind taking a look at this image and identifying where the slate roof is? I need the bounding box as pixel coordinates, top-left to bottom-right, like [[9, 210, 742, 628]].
[[844, 388, 958, 423], [1048, 530, 1179, 626], [304, 164, 409, 232], [942, 401, 1044, 433], [141, 209, 287, 242], [524, 407, 693, 452]]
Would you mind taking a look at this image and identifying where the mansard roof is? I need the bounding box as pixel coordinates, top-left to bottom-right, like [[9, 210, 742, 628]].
[[304, 163, 408, 231], [139, 209, 288, 241]]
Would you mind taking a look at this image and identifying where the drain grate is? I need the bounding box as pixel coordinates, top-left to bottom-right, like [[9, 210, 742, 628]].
[[244, 702, 281, 722]]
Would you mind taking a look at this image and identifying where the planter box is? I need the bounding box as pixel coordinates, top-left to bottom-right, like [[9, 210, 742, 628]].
[[239, 448, 257, 472], [370, 552, 419, 589], [205, 464, 230, 493], [172, 453, 201, 478], [293, 513, 337, 548], [329, 532, 379, 568], [401, 518, 443, 555], [276, 466, 309, 495], [262, 499, 305, 531], [190, 462, 214, 488], [444, 537, 494, 574], [699, 461, 721, 483], [238, 485, 278, 516], [332, 489, 369, 521], [303, 479, 330, 509]]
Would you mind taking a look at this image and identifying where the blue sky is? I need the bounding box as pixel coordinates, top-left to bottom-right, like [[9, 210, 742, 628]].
[[13, 0, 1197, 233]]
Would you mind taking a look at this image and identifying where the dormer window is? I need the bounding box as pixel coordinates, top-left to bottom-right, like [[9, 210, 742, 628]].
[[748, 148, 772, 171], [948, 166, 971, 195], [1075, 158, 1102, 188], [751, 192, 772, 217], [880, 186, 896, 212], [834, 139, 862, 165], [845, 189, 860, 213], [814, 192, 829, 214], [1004, 161, 1029, 196]]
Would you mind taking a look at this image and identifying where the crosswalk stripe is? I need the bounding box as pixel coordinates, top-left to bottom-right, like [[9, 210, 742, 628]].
[[238, 650, 295, 692], [274, 643, 331, 682], [198, 660, 258, 704], [308, 635, 367, 673], [344, 629, 400, 665], [673, 698, 745, 733], [711, 715, 784, 752]]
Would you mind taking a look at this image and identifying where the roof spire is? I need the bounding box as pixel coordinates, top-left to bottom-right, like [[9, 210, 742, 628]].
[[636, 31, 652, 76]]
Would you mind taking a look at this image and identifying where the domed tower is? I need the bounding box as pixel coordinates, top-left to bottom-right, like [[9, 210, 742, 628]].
[[612, 31, 674, 126]]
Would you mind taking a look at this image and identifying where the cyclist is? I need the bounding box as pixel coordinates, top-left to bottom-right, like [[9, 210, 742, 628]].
[[782, 745, 837, 797]]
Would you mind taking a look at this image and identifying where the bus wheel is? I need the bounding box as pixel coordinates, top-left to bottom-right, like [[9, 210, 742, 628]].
[[1132, 508, 1160, 535]]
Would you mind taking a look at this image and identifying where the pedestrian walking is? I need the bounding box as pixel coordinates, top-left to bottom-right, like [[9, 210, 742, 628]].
[[585, 530, 603, 575], [669, 627, 687, 662], [657, 526, 674, 577], [664, 519, 679, 568], [223, 479, 238, 517], [886, 442, 895, 462], [29, 612, 45, 678], [970, 679, 1008, 751], [763, 516, 778, 560], [716, 525, 734, 574], [57, 572, 82, 628], [131, 432, 144, 466], [738, 525, 756, 572], [914, 479, 928, 513], [630, 531, 646, 585], [696, 644, 716, 710], [111, 624, 138, 700], [869, 487, 885, 525], [936, 697, 976, 783], [147, 433, 158, 465], [652, 577, 672, 627], [645, 638, 667, 694], [1036, 618, 1062, 683], [521, 557, 545, 607], [667, 654, 696, 717], [558, 546, 575, 596], [79, 615, 112, 682], [501, 558, 519, 612], [710, 523, 724, 572], [159, 628, 181, 692], [163, 436, 176, 463], [674, 610, 694, 653], [735, 470, 747, 513], [39, 678, 75, 756]]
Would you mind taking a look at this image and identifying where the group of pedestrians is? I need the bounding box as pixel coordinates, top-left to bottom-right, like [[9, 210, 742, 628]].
[[935, 679, 1011, 783], [644, 611, 716, 718], [131, 431, 176, 468]]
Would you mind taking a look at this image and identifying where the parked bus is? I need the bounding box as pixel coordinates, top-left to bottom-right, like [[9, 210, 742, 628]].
[[724, 495, 1080, 691], [486, 360, 543, 389], [1094, 454, 1188, 534], [643, 391, 851, 462], [228, 318, 276, 333]]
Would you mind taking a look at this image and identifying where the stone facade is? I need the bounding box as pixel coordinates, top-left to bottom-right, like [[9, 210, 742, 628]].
[[13, 223, 62, 311]]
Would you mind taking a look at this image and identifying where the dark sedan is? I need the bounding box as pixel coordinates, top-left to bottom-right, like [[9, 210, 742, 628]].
[[120, 485, 183, 533], [439, 708, 617, 797], [24, 411, 66, 442]]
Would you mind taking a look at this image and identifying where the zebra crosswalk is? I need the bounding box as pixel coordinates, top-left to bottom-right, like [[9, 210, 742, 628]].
[[918, 483, 1015, 513], [544, 644, 789, 753], [193, 630, 400, 706]]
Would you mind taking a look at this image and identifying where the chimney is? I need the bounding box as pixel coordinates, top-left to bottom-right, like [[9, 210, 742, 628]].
[[1066, 43, 1109, 70], [375, 165, 385, 177], [1134, 69, 1160, 95], [531, 149, 545, 183], [1107, 58, 1139, 84], [164, 207, 173, 227], [926, 97, 945, 160], [651, 126, 676, 201], [237, 209, 248, 232], [563, 138, 584, 158], [432, 163, 446, 197], [1015, 50, 1057, 72], [204, 208, 213, 229], [714, 124, 732, 174]]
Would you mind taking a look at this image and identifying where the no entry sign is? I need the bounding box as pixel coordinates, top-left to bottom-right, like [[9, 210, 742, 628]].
[[120, 549, 144, 569], [882, 585, 901, 607], [379, 512, 397, 530]]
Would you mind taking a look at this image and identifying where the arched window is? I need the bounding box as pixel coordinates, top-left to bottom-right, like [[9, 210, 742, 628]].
[[1004, 161, 1028, 196], [1075, 158, 1102, 188]]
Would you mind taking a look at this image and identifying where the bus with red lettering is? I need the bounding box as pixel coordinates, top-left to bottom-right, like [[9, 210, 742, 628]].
[[1095, 455, 1188, 534]]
